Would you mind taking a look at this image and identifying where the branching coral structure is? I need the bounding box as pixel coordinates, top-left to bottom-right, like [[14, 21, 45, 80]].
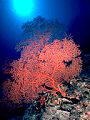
[[3, 35, 82, 104]]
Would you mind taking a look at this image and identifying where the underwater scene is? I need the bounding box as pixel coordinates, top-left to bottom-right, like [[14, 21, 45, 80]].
[[0, 0, 90, 120]]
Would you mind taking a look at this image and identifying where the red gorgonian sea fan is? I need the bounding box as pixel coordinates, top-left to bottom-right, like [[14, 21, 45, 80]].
[[3, 35, 82, 103]]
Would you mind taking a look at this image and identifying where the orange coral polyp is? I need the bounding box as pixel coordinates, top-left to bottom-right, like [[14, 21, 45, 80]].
[[3, 35, 82, 103]]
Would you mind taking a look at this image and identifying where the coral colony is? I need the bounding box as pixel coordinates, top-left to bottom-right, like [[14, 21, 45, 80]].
[[3, 34, 82, 104]]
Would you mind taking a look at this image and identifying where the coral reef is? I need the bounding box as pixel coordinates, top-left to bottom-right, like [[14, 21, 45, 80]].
[[3, 34, 82, 104]]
